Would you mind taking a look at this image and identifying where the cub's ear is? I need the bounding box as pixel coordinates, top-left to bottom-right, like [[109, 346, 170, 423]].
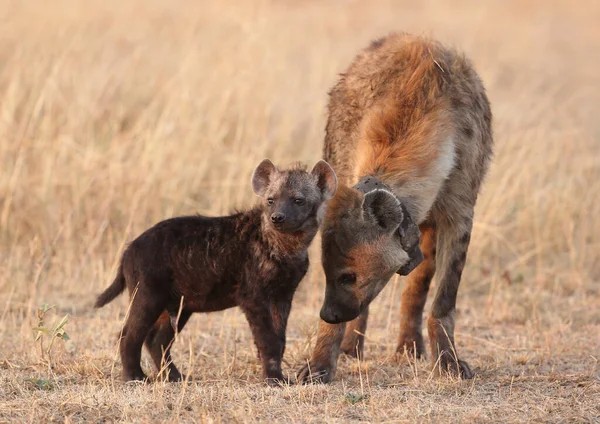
[[311, 160, 338, 200], [362, 189, 403, 232], [251, 158, 277, 197]]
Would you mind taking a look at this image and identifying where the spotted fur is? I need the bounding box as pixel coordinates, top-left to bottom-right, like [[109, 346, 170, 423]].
[[299, 33, 493, 383]]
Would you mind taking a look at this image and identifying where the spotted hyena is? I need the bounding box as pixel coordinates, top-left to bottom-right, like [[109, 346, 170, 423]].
[[298, 33, 493, 383], [95, 158, 337, 386]]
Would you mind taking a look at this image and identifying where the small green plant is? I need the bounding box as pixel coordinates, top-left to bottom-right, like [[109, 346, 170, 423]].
[[25, 377, 54, 391], [32, 303, 70, 367], [344, 393, 367, 405]]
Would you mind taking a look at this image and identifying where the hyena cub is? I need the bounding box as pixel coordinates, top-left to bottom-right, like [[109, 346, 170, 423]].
[[95, 159, 337, 386]]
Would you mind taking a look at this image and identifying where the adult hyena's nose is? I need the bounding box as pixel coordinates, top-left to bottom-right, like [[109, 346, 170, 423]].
[[320, 306, 340, 324], [320, 301, 361, 324], [271, 213, 285, 223]]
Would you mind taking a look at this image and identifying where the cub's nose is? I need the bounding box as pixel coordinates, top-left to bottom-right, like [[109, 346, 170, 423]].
[[270, 213, 285, 223]]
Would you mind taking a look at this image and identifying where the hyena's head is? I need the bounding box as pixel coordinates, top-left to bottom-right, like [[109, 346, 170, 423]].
[[251, 158, 337, 234], [319, 185, 423, 324]]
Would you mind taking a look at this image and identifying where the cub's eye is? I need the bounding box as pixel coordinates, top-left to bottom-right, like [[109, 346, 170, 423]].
[[339, 273, 356, 285], [294, 198, 305, 205], [267, 198, 274, 205]]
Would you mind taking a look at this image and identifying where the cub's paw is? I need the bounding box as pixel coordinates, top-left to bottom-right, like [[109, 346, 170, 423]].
[[159, 370, 191, 383], [265, 374, 292, 388], [122, 371, 149, 384]]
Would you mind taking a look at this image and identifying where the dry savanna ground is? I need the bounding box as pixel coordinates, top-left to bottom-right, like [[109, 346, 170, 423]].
[[1, 0, 599, 422]]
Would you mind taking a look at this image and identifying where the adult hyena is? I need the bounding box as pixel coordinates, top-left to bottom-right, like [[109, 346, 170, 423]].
[[298, 33, 493, 383]]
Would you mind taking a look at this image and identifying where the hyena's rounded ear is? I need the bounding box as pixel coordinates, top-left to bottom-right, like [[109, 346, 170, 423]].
[[311, 160, 338, 200], [251, 158, 277, 197], [362, 189, 403, 233]]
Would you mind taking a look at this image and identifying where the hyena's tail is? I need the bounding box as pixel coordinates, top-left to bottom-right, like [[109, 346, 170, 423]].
[[95, 264, 126, 308]]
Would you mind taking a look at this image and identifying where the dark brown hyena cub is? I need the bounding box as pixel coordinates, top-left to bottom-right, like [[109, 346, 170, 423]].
[[95, 158, 337, 386]]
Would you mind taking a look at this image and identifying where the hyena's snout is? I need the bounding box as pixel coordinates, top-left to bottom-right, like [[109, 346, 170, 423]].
[[270, 212, 285, 224], [319, 296, 360, 324]]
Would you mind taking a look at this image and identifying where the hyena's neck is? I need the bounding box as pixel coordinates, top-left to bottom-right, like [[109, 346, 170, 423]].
[[259, 211, 316, 260], [352, 97, 459, 223]]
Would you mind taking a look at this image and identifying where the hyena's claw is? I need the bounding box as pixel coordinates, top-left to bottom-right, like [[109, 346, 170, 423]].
[[297, 363, 333, 384], [434, 355, 474, 379], [457, 359, 474, 379], [122, 372, 149, 384], [164, 371, 192, 383], [265, 375, 292, 387]]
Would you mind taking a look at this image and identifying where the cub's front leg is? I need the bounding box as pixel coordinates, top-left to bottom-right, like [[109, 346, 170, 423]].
[[270, 299, 292, 358], [298, 320, 346, 384], [242, 301, 290, 387]]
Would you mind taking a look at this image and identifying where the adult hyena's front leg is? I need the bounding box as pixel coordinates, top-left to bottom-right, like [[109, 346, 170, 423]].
[[427, 222, 474, 379], [298, 320, 346, 384], [397, 223, 436, 359], [340, 307, 369, 359]]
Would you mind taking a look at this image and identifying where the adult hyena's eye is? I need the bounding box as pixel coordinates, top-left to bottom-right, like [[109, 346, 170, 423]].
[[267, 198, 274, 205], [339, 273, 357, 285]]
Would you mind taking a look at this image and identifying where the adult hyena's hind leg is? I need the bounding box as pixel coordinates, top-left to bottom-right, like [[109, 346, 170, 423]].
[[427, 217, 474, 379], [397, 223, 436, 359]]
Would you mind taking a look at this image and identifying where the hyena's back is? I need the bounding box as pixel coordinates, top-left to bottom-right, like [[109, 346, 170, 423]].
[[307, 32, 494, 381], [324, 33, 493, 225]]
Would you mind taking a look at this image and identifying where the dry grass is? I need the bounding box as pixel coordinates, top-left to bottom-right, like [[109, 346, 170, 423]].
[[1, 0, 599, 422]]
